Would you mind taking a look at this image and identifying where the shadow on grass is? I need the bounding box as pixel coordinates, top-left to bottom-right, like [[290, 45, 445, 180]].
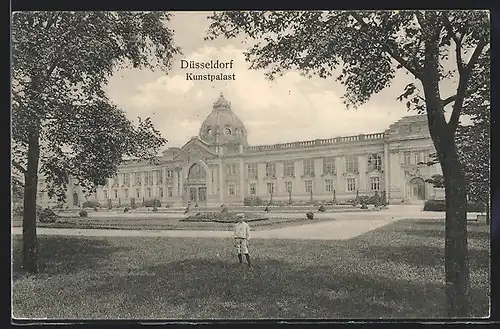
[[405, 228, 491, 241], [82, 257, 487, 319], [12, 236, 131, 280], [356, 244, 489, 271]]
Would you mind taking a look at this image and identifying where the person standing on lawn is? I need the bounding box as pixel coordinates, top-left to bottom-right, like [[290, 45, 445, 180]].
[[234, 213, 251, 266]]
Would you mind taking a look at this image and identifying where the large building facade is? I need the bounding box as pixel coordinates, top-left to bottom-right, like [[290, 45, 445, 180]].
[[38, 93, 443, 208]]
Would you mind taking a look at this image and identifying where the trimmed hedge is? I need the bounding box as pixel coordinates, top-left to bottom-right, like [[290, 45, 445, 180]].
[[82, 200, 100, 208], [182, 212, 268, 223], [143, 199, 161, 207], [423, 199, 486, 212]]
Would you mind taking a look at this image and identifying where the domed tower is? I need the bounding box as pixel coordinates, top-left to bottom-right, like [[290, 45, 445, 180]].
[[199, 93, 248, 153]]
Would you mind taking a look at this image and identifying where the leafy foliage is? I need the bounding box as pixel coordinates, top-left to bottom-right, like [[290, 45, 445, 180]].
[[38, 208, 58, 223], [11, 11, 180, 202], [455, 49, 490, 209], [206, 10, 490, 316], [426, 174, 445, 188]]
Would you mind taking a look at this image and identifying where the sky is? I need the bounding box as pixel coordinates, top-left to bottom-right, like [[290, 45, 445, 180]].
[[104, 11, 458, 149]]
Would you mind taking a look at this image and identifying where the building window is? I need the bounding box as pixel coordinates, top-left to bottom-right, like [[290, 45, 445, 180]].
[[404, 152, 411, 166], [228, 183, 236, 196], [345, 155, 358, 173], [370, 177, 380, 191], [249, 183, 256, 195], [124, 189, 128, 198], [305, 180, 313, 193], [145, 172, 154, 185], [159, 188, 164, 198], [248, 163, 258, 179], [325, 179, 334, 192], [347, 178, 356, 192], [135, 172, 142, 185], [147, 188, 152, 198], [104, 190, 108, 200], [166, 169, 173, 180], [303, 159, 315, 176], [265, 162, 276, 178], [323, 157, 336, 175], [285, 181, 293, 193], [224, 128, 232, 135], [283, 160, 295, 177], [123, 173, 130, 186], [267, 182, 275, 195], [414, 152, 422, 165], [157, 170, 163, 184], [226, 164, 237, 176], [136, 188, 140, 198], [114, 190, 118, 199], [167, 186, 173, 197], [368, 153, 383, 171]]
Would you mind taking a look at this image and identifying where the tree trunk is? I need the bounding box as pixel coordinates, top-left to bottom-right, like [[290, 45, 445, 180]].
[[439, 137, 470, 317], [22, 125, 41, 274]]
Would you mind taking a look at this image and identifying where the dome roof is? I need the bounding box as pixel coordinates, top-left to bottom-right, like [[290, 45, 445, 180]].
[[199, 93, 248, 147]]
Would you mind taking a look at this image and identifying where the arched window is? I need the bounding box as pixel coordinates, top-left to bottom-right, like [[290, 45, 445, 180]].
[[207, 128, 212, 136], [224, 128, 232, 135]]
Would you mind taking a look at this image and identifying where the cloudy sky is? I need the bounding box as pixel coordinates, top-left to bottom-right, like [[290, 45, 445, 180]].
[[104, 11, 457, 148]]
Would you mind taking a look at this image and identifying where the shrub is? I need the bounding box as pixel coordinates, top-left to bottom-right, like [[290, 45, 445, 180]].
[[424, 199, 487, 212], [124, 207, 130, 213], [143, 199, 161, 207], [243, 196, 264, 206], [360, 203, 368, 210], [306, 211, 314, 220], [184, 212, 267, 223], [318, 205, 326, 212], [38, 208, 58, 223], [79, 209, 88, 217], [165, 203, 172, 208], [82, 200, 100, 208], [13, 204, 24, 217]]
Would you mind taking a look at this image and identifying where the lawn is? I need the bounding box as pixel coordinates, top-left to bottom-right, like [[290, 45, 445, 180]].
[[11, 219, 490, 319]]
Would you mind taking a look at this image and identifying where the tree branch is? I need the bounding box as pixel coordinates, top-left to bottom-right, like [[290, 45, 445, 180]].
[[442, 94, 457, 107], [448, 38, 489, 132], [442, 14, 464, 72], [350, 12, 424, 81], [12, 160, 27, 174]]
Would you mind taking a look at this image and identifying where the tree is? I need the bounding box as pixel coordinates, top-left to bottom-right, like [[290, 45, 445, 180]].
[[206, 10, 490, 317], [455, 49, 490, 222], [426, 174, 445, 188], [12, 11, 180, 274]]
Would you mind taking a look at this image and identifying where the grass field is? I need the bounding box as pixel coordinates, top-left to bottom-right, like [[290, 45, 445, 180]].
[[11, 219, 490, 319]]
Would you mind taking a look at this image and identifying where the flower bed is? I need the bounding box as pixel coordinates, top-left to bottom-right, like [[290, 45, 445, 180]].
[[181, 212, 269, 223]]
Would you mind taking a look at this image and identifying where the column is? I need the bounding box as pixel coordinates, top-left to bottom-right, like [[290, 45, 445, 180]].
[[141, 172, 145, 201], [173, 168, 178, 197], [162, 167, 166, 202], [276, 161, 284, 195], [314, 158, 323, 195], [239, 159, 245, 202], [152, 169, 157, 198], [384, 142, 390, 202], [358, 155, 367, 192], [178, 168, 184, 201], [219, 161, 224, 203]]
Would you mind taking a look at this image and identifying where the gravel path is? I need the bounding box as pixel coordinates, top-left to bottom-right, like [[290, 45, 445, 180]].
[[11, 206, 481, 240]]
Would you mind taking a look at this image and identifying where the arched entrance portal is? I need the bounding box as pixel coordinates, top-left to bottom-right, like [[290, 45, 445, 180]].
[[409, 177, 426, 201], [72, 192, 79, 206], [185, 163, 207, 206]]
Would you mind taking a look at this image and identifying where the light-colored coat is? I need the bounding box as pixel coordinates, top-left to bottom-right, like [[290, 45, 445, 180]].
[[234, 221, 250, 240]]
